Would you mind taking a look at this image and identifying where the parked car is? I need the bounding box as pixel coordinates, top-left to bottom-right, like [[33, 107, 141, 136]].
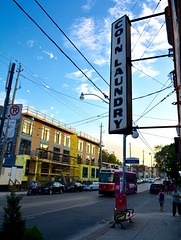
[[65, 182, 83, 192], [83, 182, 99, 191], [150, 183, 163, 194], [148, 178, 155, 183], [37, 182, 64, 195]]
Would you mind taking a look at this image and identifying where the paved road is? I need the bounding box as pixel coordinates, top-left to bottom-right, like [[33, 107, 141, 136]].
[[0, 182, 164, 240]]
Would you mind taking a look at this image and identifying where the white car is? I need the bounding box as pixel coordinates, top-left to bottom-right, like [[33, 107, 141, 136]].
[[148, 178, 154, 183], [83, 182, 99, 191]]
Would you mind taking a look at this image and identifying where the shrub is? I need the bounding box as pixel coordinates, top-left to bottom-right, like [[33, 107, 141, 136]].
[[25, 226, 44, 240], [1, 191, 26, 240]]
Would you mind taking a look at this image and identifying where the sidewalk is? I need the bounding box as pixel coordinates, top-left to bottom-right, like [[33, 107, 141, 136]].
[[0, 190, 27, 197], [80, 194, 181, 240]]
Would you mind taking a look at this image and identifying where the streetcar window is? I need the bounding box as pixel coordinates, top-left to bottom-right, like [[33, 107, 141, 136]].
[[99, 173, 114, 183]]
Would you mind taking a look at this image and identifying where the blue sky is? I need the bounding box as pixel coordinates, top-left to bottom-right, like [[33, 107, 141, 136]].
[[0, 0, 177, 166]]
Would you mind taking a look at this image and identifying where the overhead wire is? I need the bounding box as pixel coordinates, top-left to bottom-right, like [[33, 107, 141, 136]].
[[132, 85, 172, 100], [67, 112, 108, 125], [132, 64, 168, 87], [34, 0, 109, 87], [135, 88, 176, 123], [12, 0, 108, 100], [140, 21, 166, 59], [138, 130, 154, 153], [131, 0, 162, 52]]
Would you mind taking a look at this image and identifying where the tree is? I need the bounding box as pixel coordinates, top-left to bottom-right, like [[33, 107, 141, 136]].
[[1, 191, 26, 240], [102, 149, 122, 166], [154, 143, 181, 185]]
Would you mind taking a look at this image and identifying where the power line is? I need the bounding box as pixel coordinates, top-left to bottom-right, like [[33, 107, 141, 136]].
[[139, 131, 174, 140], [67, 112, 108, 125], [138, 130, 154, 153], [131, 0, 162, 53], [132, 64, 168, 87], [12, 0, 108, 100], [132, 85, 172, 100], [140, 21, 166, 59], [135, 89, 175, 123], [34, 0, 109, 87]]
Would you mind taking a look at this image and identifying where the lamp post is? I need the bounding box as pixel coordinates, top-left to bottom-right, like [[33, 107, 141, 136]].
[[80, 92, 109, 104], [98, 123, 102, 179], [149, 153, 152, 178], [79, 92, 106, 181]]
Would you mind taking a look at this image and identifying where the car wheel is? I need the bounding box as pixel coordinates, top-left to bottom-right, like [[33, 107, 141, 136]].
[[59, 188, 63, 194], [90, 187, 93, 191], [49, 189, 53, 195]]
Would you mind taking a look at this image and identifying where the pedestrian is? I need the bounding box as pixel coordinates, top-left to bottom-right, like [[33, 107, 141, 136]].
[[158, 188, 165, 211], [172, 186, 181, 216]]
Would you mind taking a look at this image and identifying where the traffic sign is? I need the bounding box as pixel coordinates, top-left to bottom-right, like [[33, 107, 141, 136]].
[[5, 104, 22, 120], [126, 157, 139, 164]]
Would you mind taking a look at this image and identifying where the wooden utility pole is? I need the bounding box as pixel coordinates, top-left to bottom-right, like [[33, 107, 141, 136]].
[[0, 63, 16, 174], [0, 64, 21, 165]]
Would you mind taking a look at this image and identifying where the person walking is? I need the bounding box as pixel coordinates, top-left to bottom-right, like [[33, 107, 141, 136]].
[[158, 188, 165, 211], [172, 186, 181, 216]]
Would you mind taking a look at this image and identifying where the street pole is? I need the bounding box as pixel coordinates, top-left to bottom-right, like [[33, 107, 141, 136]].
[[0, 64, 21, 164], [143, 150, 144, 178], [122, 134, 127, 193], [0, 63, 16, 173], [164, 156, 166, 185], [98, 123, 102, 180]]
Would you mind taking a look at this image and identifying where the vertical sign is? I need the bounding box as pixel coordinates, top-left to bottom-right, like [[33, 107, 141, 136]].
[[109, 15, 132, 134]]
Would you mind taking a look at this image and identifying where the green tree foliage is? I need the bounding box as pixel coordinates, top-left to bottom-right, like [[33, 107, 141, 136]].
[[25, 226, 44, 240], [2, 191, 26, 240], [154, 143, 181, 184], [102, 149, 122, 166]]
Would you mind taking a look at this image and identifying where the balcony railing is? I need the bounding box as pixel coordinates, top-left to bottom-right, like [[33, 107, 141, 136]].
[[77, 131, 99, 143], [22, 106, 76, 133]]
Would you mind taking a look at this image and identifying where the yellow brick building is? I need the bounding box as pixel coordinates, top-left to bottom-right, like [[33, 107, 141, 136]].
[[10, 106, 100, 188]]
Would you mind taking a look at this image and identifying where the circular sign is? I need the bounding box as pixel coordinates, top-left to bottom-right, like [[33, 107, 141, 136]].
[[10, 105, 20, 116]]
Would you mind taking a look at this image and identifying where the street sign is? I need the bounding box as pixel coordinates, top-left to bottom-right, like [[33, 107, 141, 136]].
[[5, 104, 22, 120], [109, 15, 132, 134], [126, 157, 139, 164]]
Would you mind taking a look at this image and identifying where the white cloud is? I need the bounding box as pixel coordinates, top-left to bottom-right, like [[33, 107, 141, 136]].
[[62, 83, 69, 88], [27, 90, 30, 93], [26, 40, 35, 48], [66, 69, 95, 82], [43, 51, 56, 59], [82, 0, 95, 10]]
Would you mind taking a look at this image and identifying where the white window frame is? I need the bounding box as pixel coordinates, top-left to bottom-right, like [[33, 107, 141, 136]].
[[41, 126, 50, 141], [64, 134, 71, 147], [78, 140, 84, 151], [86, 143, 91, 153], [91, 145, 95, 155], [22, 119, 33, 136], [54, 130, 62, 145]]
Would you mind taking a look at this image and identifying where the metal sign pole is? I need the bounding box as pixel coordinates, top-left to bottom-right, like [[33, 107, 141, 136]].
[[122, 134, 127, 193]]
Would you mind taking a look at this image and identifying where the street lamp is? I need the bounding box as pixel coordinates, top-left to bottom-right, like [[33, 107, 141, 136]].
[[149, 153, 152, 178], [79, 92, 109, 104]]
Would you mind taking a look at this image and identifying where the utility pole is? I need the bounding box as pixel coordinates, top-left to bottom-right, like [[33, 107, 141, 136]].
[[98, 123, 102, 179], [0, 64, 21, 165], [0, 63, 16, 174], [142, 150, 144, 178]]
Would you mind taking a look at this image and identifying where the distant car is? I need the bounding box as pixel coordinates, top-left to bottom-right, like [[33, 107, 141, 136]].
[[83, 182, 99, 191], [65, 182, 83, 192], [148, 178, 155, 183], [137, 179, 141, 184], [37, 182, 64, 195], [150, 183, 163, 194]]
